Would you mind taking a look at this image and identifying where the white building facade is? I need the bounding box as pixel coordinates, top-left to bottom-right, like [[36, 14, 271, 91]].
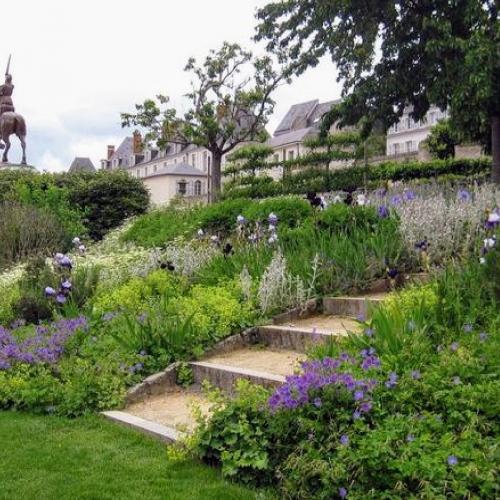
[[386, 105, 448, 156], [101, 133, 209, 205]]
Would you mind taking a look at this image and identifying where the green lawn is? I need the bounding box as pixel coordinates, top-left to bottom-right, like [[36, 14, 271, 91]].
[[0, 411, 269, 500]]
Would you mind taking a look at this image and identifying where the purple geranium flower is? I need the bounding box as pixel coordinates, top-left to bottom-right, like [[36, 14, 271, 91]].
[[339, 487, 348, 498], [340, 434, 349, 446], [447, 455, 458, 466], [268, 212, 278, 225], [411, 370, 422, 380], [44, 286, 56, 297]]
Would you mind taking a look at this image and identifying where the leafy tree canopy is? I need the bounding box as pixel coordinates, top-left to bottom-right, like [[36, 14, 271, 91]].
[[122, 42, 292, 198], [256, 0, 500, 180]]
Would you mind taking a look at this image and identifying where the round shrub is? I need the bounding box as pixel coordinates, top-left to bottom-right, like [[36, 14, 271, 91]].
[[242, 196, 313, 228]]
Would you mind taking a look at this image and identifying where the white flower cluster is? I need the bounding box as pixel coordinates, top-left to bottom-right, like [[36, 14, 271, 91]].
[[159, 241, 218, 277]]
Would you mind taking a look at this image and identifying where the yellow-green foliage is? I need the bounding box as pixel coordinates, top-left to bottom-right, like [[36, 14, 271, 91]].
[[383, 283, 438, 317], [92, 270, 186, 315], [171, 282, 254, 340]]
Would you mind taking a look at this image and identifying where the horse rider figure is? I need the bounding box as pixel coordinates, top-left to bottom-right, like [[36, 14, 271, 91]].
[[0, 73, 15, 117]]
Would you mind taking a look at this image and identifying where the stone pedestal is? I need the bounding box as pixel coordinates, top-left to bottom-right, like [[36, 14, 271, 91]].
[[0, 163, 35, 171]]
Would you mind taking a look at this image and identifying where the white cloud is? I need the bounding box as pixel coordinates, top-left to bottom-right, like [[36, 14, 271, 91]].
[[39, 150, 66, 173], [1, 0, 342, 171]]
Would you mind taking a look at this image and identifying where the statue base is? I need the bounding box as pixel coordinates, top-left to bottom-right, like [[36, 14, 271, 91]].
[[0, 163, 36, 171]]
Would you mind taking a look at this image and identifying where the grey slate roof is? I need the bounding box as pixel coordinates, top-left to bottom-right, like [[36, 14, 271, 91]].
[[147, 162, 206, 178], [270, 99, 342, 146], [267, 127, 315, 148], [110, 137, 134, 166], [69, 157, 96, 173]]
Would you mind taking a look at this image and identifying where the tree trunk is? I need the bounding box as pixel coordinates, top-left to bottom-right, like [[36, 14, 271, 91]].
[[210, 151, 223, 203], [492, 115, 500, 184]]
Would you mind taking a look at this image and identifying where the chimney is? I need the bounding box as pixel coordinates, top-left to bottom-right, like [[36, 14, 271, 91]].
[[107, 145, 115, 160], [133, 130, 143, 154]]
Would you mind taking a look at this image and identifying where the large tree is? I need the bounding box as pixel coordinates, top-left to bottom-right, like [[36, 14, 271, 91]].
[[256, 0, 500, 182], [122, 42, 291, 200]]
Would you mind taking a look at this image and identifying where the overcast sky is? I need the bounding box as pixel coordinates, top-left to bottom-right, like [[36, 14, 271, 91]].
[[1, 0, 342, 171]]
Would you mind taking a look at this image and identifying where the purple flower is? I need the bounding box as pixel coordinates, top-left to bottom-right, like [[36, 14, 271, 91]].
[[359, 401, 373, 413], [313, 397, 322, 408], [268, 212, 278, 225], [352, 410, 361, 420], [340, 434, 349, 446], [58, 256, 73, 269], [56, 294, 67, 304], [479, 332, 488, 342], [385, 372, 398, 389], [72, 237, 81, 246], [403, 190, 416, 201], [457, 189, 471, 202], [236, 214, 246, 225], [447, 455, 458, 466], [411, 370, 422, 380], [61, 280, 72, 290], [364, 327, 374, 337], [377, 205, 389, 218], [450, 342, 459, 352], [390, 194, 403, 206], [354, 390, 364, 401], [339, 487, 348, 498], [463, 324, 473, 333], [102, 312, 117, 322], [44, 286, 56, 297]]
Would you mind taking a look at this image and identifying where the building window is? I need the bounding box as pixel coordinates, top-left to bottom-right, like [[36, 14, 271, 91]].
[[194, 180, 202, 196], [145, 167, 149, 176], [207, 155, 211, 170], [393, 122, 399, 133], [406, 117, 412, 129], [273, 153, 279, 162], [191, 154, 196, 167], [203, 151, 208, 172], [174, 158, 177, 164], [154, 165, 158, 173], [177, 180, 187, 195], [288, 150, 295, 160], [182, 155, 187, 163], [429, 112, 436, 124], [393, 143, 400, 155], [406, 141, 413, 153]]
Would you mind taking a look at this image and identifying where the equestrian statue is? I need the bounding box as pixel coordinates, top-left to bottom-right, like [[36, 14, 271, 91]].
[[0, 55, 27, 164]]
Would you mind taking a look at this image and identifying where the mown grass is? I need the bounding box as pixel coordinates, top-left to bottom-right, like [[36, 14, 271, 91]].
[[0, 411, 272, 500]]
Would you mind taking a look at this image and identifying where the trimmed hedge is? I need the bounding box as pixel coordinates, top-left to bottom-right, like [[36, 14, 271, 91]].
[[223, 158, 492, 199]]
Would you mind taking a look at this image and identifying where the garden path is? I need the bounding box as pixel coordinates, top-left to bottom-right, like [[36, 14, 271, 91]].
[[103, 292, 387, 442]]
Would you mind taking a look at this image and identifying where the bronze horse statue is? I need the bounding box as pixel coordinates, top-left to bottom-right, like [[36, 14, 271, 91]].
[[0, 111, 27, 164]]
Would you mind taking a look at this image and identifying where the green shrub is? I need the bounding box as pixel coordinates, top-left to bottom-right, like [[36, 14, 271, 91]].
[[122, 206, 200, 247], [426, 119, 460, 159], [196, 198, 251, 235], [317, 204, 379, 234], [242, 196, 312, 228], [0, 203, 68, 270], [223, 158, 492, 199], [66, 171, 150, 240]]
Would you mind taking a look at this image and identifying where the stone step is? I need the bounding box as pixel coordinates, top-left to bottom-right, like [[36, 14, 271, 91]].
[[102, 388, 213, 443], [190, 347, 304, 393], [102, 411, 182, 443], [323, 293, 388, 319], [258, 315, 360, 352]]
